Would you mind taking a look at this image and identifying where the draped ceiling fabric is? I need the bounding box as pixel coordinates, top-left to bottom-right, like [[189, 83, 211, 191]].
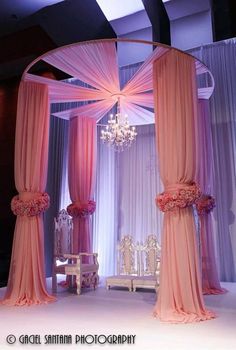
[[24, 40, 214, 123], [2, 39, 215, 312]]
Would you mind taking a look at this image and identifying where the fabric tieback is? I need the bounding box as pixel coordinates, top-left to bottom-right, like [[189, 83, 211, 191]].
[[67, 200, 96, 218], [196, 194, 215, 216], [156, 182, 201, 212], [11, 191, 50, 216]]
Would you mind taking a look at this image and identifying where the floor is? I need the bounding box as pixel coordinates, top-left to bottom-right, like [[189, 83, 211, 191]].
[[0, 280, 236, 350]]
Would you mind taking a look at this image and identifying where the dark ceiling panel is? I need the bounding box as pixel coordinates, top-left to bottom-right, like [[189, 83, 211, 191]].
[[142, 0, 170, 45], [0, 0, 117, 79], [211, 0, 236, 41]]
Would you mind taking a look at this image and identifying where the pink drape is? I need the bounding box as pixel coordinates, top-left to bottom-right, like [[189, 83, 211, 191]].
[[153, 50, 214, 323], [43, 42, 120, 93], [68, 116, 97, 254], [25, 41, 213, 125], [25, 73, 112, 103], [197, 99, 226, 295], [53, 99, 116, 121], [2, 82, 55, 306]]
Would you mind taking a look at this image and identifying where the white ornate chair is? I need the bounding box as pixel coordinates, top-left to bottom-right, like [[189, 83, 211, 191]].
[[106, 235, 139, 291], [52, 209, 99, 295], [132, 234, 161, 292]]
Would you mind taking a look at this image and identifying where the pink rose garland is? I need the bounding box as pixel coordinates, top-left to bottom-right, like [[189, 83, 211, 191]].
[[156, 183, 201, 212], [67, 200, 96, 218], [196, 194, 215, 216], [11, 192, 50, 216]]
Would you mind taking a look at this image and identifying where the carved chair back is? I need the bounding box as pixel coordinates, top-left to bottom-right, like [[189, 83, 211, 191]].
[[140, 234, 161, 276], [54, 209, 73, 262], [117, 235, 138, 275]]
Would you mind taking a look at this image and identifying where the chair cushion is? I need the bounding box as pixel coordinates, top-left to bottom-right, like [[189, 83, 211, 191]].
[[106, 275, 133, 288], [81, 263, 99, 273], [132, 275, 158, 288], [57, 263, 98, 274]]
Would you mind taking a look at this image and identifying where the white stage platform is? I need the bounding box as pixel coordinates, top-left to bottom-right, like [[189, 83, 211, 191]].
[[0, 281, 236, 350]]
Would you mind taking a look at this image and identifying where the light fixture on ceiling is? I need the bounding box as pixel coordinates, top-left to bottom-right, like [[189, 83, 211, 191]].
[[100, 96, 137, 151]]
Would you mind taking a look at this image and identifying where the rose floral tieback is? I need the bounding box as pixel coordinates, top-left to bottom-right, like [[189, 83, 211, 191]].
[[196, 194, 215, 215], [11, 192, 50, 216], [67, 200, 96, 218], [156, 183, 201, 212]]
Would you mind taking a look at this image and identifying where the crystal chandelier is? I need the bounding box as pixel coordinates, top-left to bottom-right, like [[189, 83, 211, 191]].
[[100, 96, 137, 151]]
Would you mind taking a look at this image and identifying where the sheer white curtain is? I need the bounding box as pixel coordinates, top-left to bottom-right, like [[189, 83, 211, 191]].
[[93, 120, 163, 276], [92, 121, 118, 276], [189, 38, 236, 281], [117, 124, 163, 244], [44, 109, 69, 276]]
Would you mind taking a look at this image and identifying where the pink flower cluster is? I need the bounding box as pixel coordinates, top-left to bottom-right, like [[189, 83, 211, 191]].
[[67, 200, 96, 218], [196, 195, 215, 216], [156, 183, 201, 212], [11, 192, 50, 217]]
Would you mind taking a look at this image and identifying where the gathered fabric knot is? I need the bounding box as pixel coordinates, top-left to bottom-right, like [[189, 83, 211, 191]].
[[67, 200, 96, 218], [156, 182, 201, 212], [196, 194, 215, 216], [11, 191, 50, 216]]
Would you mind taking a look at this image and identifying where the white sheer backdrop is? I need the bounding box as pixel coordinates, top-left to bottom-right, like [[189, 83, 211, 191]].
[[117, 124, 163, 244], [189, 38, 236, 281], [44, 113, 69, 276], [92, 123, 163, 276], [92, 124, 118, 276]]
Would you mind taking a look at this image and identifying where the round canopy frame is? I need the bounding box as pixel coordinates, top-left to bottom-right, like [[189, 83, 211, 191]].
[[2, 39, 219, 325]]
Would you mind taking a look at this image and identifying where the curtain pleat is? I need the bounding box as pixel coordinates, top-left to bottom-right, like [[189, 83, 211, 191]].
[[2, 82, 55, 305], [68, 116, 97, 254], [153, 50, 214, 323]]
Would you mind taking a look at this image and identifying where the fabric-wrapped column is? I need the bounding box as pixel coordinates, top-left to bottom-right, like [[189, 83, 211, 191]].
[[67, 116, 97, 255], [196, 99, 226, 295], [1, 81, 55, 306], [153, 50, 214, 323]]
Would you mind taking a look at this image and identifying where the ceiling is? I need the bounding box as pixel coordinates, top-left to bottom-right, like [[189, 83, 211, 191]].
[[0, 0, 210, 38], [0, 0, 64, 36], [0, 0, 212, 80]]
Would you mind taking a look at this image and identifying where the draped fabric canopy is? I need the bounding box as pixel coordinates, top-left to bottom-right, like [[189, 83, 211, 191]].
[[24, 39, 214, 123], [2, 39, 217, 321]]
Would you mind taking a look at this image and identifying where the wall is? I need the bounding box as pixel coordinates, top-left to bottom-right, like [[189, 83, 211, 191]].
[[118, 27, 153, 66], [0, 78, 18, 287], [171, 10, 213, 50]]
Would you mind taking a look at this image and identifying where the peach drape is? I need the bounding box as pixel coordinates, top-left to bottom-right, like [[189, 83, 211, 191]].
[[153, 50, 214, 323], [2, 82, 55, 305], [39, 41, 212, 125], [68, 116, 97, 254], [197, 99, 226, 295]]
